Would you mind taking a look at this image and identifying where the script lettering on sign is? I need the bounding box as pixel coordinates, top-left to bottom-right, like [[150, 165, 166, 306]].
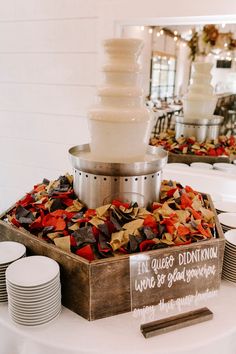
[[130, 245, 220, 311]]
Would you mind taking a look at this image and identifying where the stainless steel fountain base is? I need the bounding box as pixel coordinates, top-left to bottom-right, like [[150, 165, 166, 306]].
[[175, 115, 223, 142], [69, 144, 168, 208]]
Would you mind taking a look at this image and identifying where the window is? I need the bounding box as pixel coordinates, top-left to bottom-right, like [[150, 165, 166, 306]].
[[150, 54, 176, 100]]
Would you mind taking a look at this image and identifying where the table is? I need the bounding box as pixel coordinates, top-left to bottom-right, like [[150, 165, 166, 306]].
[[0, 280, 236, 354]]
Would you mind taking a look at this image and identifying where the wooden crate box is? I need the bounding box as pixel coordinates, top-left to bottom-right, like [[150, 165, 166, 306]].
[[0, 196, 225, 321]]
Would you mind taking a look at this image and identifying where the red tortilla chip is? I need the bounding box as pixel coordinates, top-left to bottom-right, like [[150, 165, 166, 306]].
[[181, 194, 192, 209], [76, 245, 95, 261]]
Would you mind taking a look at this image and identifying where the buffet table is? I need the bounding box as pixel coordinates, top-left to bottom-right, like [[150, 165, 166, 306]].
[[0, 280, 236, 354], [1, 166, 236, 354]]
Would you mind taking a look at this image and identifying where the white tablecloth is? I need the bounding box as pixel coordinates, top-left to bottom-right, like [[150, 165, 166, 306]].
[[0, 280, 236, 354]]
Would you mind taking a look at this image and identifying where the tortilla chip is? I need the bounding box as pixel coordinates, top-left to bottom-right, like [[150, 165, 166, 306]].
[[96, 204, 111, 217], [54, 235, 70, 252]]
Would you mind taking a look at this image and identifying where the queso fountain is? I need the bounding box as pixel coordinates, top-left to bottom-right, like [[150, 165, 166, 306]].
[[69, 38, 167, 208], [175, 62, 223, 142]]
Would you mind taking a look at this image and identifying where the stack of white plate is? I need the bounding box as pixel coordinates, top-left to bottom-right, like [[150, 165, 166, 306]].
[[213, 163, 236, 174], [214, 201, 236, 214], [6, 255, 61, 326], [0, 242, 26, 303], [218, 213, 236, 233], [190, 162, 213, 170], [222, 229, 236, 283]]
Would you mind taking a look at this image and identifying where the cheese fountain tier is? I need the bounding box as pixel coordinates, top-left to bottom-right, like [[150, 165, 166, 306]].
[[175, 62, 223, 142], [89, 38, 154, 163], [69, 39, 167, 209]]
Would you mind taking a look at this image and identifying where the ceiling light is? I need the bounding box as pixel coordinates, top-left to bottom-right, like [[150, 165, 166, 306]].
[[221, 23, 225, 28], [149, 28, 153, 34], [188, 29, 192, 35], [174, 31, 178, 35], [160, 29, 164, 35], [156, 32, 160, 37]]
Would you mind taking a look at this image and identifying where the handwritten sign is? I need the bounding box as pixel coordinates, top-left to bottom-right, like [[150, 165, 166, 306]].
[[130, 245, 220, 311]]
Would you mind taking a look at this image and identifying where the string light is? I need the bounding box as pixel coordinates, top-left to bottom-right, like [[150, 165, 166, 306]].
[[174, 36, 178, 41], [156, 31, 160, 37], [224, 43, 228, 47], [160, 29, 164, 35], [140, 26, 144, 31], [188, 29, 192, 35], [174, 30, 178, 35], [148, 28, 153, 34]]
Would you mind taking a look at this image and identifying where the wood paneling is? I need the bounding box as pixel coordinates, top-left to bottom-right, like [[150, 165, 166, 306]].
[[0, 53, 97, 85], [0, 0, 98, 20], [0, 19, 98, 53], [0, 84, 96, 115], [0, 112, 90, 144]]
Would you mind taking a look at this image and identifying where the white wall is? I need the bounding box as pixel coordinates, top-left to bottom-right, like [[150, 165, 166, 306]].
[[0, 0, 98, 212], [0, 0, 236, 212], [211, 59, 236, 93]]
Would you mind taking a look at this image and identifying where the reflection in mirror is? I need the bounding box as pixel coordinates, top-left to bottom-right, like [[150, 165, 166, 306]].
[[121, 23, 236, 138]]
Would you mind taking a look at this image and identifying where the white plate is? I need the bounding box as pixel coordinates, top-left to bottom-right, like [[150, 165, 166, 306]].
[[9, 299, 60, 314], [222, 273, 236, 283], [222, 269, 236, 280], [225, 241, 236, 251], [214, 201, 236, 213], [6, 256, 59, 287], [190, 162, 213, 170], [218, 213, 236, 229], [0, 292, 7, 298], [213, 163, 236, 173], [6, 274, 60, 292], [223, 261, 236, 271], [0, 242, 26, 265], [10, 308, 61, 326], [8, 293, 61, 309], [224, 229, 236, 245], [9, 301, 61, 315], [10, 303, 61, 320], [7, 282, 60, 299], [8, 286, 61, 304]]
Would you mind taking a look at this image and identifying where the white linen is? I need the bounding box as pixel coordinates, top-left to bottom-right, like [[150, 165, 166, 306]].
[[0, 281, 236, 354]]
